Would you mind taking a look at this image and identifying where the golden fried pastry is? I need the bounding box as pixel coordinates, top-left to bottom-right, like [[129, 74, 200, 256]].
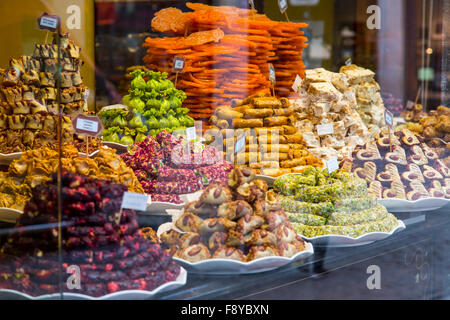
[[208, 232, 228, 251], [236, 214, 264, 235], [246, 245, 279, 261], [199, 218, 236, 235], [212, 247, 245, 261], [217, 200, 253, 220], [159, 228, 182, 246], [140, 227, 159, 243], [175, 244, 211, 263], [265, 210, 288, 231], [274, 224, 297, 243], [175, 212, 204, 233], [277, 240, 306, 258], [228, 167, 256, 188], [178, 232, 201, 249], [244, 229, 277, 247], [199, 184, 232, 205]]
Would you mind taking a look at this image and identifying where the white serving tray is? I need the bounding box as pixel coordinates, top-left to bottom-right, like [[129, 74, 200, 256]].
[[0, 267, 187, 300], [173, 243, 314, 274], [378, 198, 450, 213], [157, 221, 314, 274], [0, 207, 23, 224], [300, 220, 406, 248]]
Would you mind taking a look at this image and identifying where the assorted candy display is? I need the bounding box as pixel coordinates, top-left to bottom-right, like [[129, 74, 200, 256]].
[[121, 130, 233, 203], [351, 129, 450, 200], [273, 166, 400, 238], [159, 167, 308, 262], [0, 172, 180, 297], [1, 0, 450, 300]]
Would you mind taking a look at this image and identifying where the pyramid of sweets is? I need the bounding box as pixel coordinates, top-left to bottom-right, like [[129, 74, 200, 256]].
[[351, 128, 450, 200], [0, 33, 90, 153], [339, 65, 386, 136], [292, 68, 371, 162], [0, 172, 181, 297], [159, 167, 307, 262], [207, 92, 323, 177], [273, 166, 400, 238]]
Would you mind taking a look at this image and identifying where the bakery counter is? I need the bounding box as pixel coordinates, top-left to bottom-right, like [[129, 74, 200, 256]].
[[153, 204, 450, 300]]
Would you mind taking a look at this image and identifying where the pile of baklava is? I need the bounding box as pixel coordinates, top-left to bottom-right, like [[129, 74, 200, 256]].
[[0, 33, 88, 153]]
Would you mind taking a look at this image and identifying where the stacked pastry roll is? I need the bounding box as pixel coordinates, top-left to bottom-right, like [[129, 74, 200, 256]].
[[273, 166, 400, 238], [206, 93, 323, 176], [158, 167, 308, 263]]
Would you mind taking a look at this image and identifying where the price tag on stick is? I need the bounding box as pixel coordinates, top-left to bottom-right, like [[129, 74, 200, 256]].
[[345, 58, 352, 66], [121, 192, 150, 212], [326, 158, 339, 174], [72, 114, 103, 137], [172, 56, 185, 87], [385, 109, 394, 128], [278, 0, 288, 12], [37, 13, 60, 32], [249, 0, 255, 10], [269, 63, 276, 96], [384, 108, 394, 152]]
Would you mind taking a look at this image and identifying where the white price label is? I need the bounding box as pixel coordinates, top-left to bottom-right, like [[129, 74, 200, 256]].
[[317, 123, 334, 136], [40, 16, 58, 29], [326, 158, 339, 174], [406, 100, 415, 110], [235, 135, 246, 154], [385, 109, 394, 128], [173, 57, 185, 72], [76, 118, 98, 133], [249, 0, 255, 9], [278, 0, 288, 13], [121, 192, 150, 212], [186, 127, 196, 141], [345, 58, 352, 66], [269, 64, 276, 84], [292, 74, 303, 93]]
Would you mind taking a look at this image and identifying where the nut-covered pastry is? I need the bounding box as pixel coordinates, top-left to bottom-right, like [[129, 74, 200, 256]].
[[228, 167, 256, 188], [199, 218, 236, 235], [199, 183, 232, 205], [174, 212, 204, 233], [179, 232, 201, 249], [236, 214, 264, 235], [175, 244, 211, 263], [244, 229, 277, 246], [212, 247, 246, 261], [246, 245, 279, 261], [265, 210, 288, 231], [217, 200, 253, 220], [208, 232, 228, 251]]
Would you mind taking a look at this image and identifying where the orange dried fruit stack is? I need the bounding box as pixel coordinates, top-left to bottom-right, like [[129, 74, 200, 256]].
[[143, 2, 308, 125]]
